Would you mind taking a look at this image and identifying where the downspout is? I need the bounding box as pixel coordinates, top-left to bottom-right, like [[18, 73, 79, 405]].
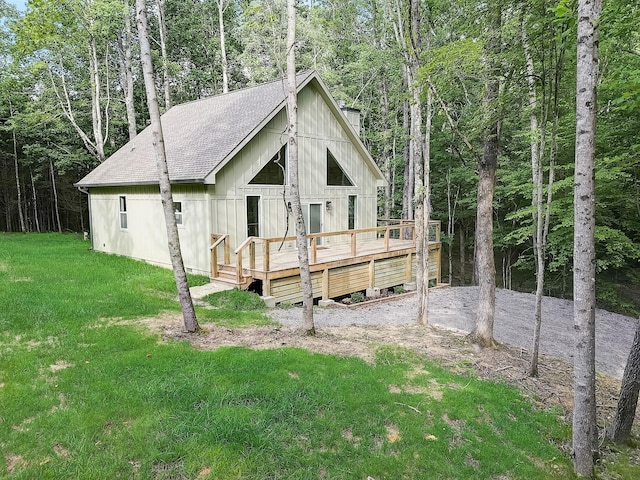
[[77, 187, 94, 250]]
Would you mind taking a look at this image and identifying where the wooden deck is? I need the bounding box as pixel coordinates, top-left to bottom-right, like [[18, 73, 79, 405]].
[[210, 221, 441, 304]]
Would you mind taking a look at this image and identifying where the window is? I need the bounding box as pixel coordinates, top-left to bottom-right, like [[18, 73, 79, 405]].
[[326, 149, 353, 186], [174, 202, 183, 225], [249, 145, 287, 185], [119, 196, 127, 229], [348, 195, 357, 230]]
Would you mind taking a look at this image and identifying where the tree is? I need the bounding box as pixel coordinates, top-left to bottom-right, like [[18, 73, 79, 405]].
[[572, 0, 602, 475], [608, 318, 640, 443], [136, 0, 198, 333], [470, 0, 502, 348], [286, 0, 314, 335]]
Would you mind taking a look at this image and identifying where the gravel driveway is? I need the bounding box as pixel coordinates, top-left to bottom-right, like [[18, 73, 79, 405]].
[[268, 286, 639, 379]]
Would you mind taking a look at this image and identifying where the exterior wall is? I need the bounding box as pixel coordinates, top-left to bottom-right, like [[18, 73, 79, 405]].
[[211, 83, 380, 252], [88, 185, 211, 276], [87, 82, 382, 276]]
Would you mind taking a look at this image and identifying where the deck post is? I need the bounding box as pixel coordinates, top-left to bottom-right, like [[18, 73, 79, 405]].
[[405, 252, 413, 281], [212, 249, 218, 278], [236, 249, 243, 284], [350, 232, 356, 257], [249, 241, 255, 270], [322, 268, 329, 299], [311, 237, 317, 264], [264, 239, 270, 272], [224, 238, 230, 265], [384, 228, 390, 252], [369, 259, 375, 288]]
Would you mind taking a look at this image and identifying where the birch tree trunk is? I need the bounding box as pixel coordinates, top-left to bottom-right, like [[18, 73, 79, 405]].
[[49, 158, 62, 233], [30, 169, 40, 233], [287, 0, 315, 335], [217, 0, 229, 94], [156, 0, 171, 110], [10, 101, 26, 233], [471, 0, 501, 347], [87, 22, 106, 163], [572, 0, 601, 475], [120, 1, 137, 140], [522, 23, 546, 377], [136, 0, 198, 333]]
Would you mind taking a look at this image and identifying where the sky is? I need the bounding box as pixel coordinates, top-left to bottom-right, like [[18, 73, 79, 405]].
[[7, 0, 27, 13]]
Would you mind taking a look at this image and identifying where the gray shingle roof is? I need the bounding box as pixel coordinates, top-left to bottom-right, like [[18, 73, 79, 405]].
[[76, 71, 315, 187]]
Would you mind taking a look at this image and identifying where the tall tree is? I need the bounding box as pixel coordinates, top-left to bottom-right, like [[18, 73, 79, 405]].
[[471, 0, 502, 347], [136, 0, 198, 333], [608, 318, 640, 443], [155, 0, 171, 110], [118, 0, 137, 141], [217, 0, 229, 93], [572, 0, 602, 475], [286, 0, 314, 335]]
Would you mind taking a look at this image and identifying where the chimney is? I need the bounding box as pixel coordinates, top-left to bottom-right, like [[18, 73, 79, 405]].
[[339, 102, 361, 136]]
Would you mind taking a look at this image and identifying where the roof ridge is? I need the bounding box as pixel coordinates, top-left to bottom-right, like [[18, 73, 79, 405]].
[[171, 70, 316, 110]]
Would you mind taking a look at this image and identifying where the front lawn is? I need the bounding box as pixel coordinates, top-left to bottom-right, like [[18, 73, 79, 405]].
[[1, 233, 575, 479]]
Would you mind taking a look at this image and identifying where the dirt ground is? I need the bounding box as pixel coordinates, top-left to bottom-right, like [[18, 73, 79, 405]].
[[142, 286, 640, 437]]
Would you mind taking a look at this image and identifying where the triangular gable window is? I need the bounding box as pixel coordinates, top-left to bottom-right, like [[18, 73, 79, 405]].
[[249, 145, 287, 185], [326, 149, 353, 186]]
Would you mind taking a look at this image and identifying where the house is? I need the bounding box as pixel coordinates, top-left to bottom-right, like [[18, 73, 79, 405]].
[[76, 71, 441, 304]]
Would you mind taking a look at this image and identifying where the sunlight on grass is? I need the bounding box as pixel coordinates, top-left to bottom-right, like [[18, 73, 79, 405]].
[[1, 233, 617, 478]]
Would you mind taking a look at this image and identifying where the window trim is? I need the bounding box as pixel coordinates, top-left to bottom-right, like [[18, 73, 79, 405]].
[[174, 201, 183, 226], [246, 195, 261, 237], [248, 144, 288, 186], [326, 148, 355, 187], [348, 195, 357, 230], [119, 195, 128, 229]]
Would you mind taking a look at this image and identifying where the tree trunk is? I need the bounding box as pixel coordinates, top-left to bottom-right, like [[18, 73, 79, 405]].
[[572, 0, 601, 475], [287, 0, 315, 335], [217, 0, 229, 94], [608, 319, 640, 443], [459, 224, 465, 286], [156, 0, 171, 110], [30, 169, 40, 233], [136, 0, 198, 333], [49, 158, 62, 233], [471, 1, 501, 348], [522, 23, 546, 377], [10, 102, 26, 233], [381, 79, 392, 220], [121, 1, 137, 140], [401, 75, 413, 227], [446, 169, 459, 286], [87, 29, 106, 162]]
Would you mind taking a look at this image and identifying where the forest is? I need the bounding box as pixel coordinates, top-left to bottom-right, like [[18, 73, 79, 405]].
[[0, 0, 638, 315]]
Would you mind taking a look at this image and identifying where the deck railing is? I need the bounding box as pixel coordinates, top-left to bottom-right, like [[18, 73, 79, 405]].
[[209, 234, 230, 278], [224, 220, 441, 283]]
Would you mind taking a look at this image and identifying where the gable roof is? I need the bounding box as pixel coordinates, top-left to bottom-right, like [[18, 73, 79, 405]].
[[76, 71, 384, 188]]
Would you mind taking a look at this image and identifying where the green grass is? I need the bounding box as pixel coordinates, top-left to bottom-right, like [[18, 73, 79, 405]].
[[0, 233, 616, 479]]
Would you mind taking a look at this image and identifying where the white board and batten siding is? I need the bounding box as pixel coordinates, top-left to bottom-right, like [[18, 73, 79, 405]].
[[89, 185, 211, 276], [210, 83, 379, 252]]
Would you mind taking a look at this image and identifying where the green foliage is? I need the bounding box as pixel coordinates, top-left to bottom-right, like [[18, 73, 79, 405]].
[[350, 291, 365, 303], [205, 289, 267, 312]]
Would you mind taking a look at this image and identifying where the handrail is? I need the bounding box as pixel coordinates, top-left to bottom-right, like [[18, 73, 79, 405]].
[[209, 234, 227, 251], [234, 236, 255, 255], [225, 220, 441, 280], [209, 234, 230, 278]]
